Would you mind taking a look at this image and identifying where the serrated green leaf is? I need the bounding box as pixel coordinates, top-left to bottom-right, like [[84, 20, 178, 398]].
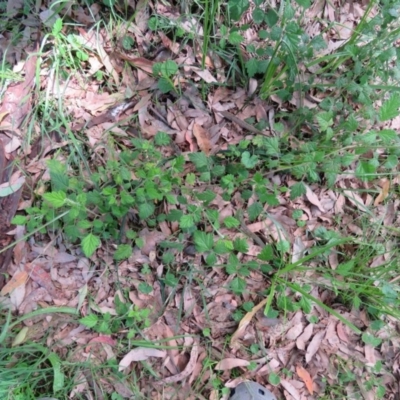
[[264, 137, 280, 156], [11, 215, 27, 225], [228, 31, 244, 44], [241, 151, 258, 168], [114, 244, 133, 261], [154, 131, 171, 146], [138, 282, 153, 294], [79, 314, 98, 328], [77, 220, 92, 230], [252, 7, 264, 24], [378, 129, 397, 144], [195, 190, 216, 203], [228, 0, 249, 21], [379, 94, 400, 121], [290, 182, 306, 199], [205, 252, 217, 266], [160, 60, 178, 77], [258, 244, 274, 261], [43, 191, 66, 208], [223, 216, 240, 228], [247, 202, 263, 221], [230, 277, 246, 294], [139, 203, 155, 219], [52, 18, 63, 36], [214, 240, 231, 254], [188, 152, 209, 170], [233, 238, 249, 253], [193, 231, 213, 252], [246, 58, 259, 78], [81, 233, 100, 257], [356, 161, 376, 181], [180, 214, 194, 229]]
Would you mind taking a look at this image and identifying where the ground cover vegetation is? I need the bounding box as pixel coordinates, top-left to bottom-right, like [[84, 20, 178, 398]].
[[0, 0, 400, 398]]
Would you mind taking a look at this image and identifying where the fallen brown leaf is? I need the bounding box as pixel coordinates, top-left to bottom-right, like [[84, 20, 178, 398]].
[[0, 270, 28, 296], [374, 179, 390, 206], [296, 364, 314, 395], [119, 347, 166, 370], [192, 123, 212, 155], [215, 358, 250, 371]]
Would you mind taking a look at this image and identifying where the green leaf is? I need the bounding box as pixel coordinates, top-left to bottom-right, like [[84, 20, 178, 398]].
[[276, 240, 290, 253], [139, 203, 155, 219], [165, 271, 179, 287], [241, 151, 258, 168], [81, 233, 100, 257], [205, 252, 217, 266], [77, 220, 92, 230], [195, 190, 216, 203], [138, 282, 153, 294], [379, 94, 400, 121], [180, 214, 194, 229], [11, 215, 27, 225], [154, 131, 171, 146], [246, 58, 259, 78], [43, 191, 66, 208], [264, 137, 280, 156], [294, 0, 310, 8], [316, 111, 333, 131], [362, 333, 382, 347], [290, 182, 306, 199], [193, 231, 213, 252], [230, 277, 246, 294], [247, 202, 263, 221], [160, 60, 178, 77], [355, 161, 376, 181], [114, 244, 133, 261], [228, 31, 244, 44], [79, 314, 98, 328], [223, 216, 240, 228], [378, 129, 397, 144], [157, 77, 174, 93], [228, 0, 249, 21], [52, 18, 63, 36], [214, 240, 231, 254], [258, 244, 274, 261], [252, 7, 264, 24], [188, 152, 209, 170], [233, 238, 249, 253], [265, 9, 279, 27]]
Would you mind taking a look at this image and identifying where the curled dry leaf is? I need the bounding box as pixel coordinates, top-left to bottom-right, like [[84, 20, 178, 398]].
[[157, 341, 199, 384], [192, 123, 212, 155], [215, 358, 250, 371], [374, 179, 390, 206], [305, 330, 325, 363], [296, 364, 314, 395], [119, 348, 166, 370], [0, 270, 28, 296], [230, 298, 268, 347]]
